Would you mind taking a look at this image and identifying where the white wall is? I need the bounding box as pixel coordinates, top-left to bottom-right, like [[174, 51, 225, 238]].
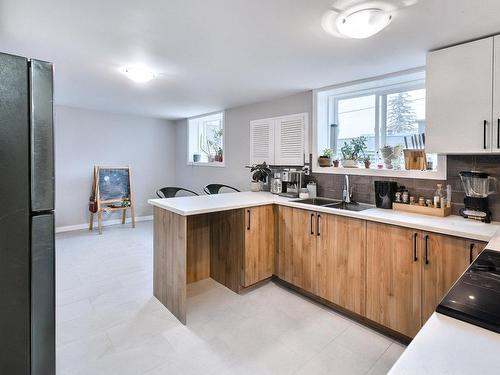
[[54, 105, 176, 228], [175, 91, 312, 193]]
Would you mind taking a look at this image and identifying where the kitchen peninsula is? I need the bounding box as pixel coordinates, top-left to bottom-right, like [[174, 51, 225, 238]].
[[148, 191, 499, 338]]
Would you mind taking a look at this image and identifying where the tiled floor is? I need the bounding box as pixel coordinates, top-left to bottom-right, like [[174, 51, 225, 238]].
[[56, 221, 405, 375]]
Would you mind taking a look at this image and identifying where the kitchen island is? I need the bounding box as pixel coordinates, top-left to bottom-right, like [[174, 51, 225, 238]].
[[149, 191, 500, 326]]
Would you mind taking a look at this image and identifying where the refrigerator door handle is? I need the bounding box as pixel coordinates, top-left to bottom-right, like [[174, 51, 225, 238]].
[[30, 60, 55, 212]]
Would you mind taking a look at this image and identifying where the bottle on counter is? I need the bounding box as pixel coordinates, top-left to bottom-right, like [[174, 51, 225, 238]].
[[434, 184, 444, 209]]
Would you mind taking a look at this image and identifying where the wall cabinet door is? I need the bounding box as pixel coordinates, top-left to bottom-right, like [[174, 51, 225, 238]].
[[250, 119, 275, 165], [421, 233, 469, 324], [366, 222, 421, 337], [426, 37, 494, 154], [493, 35, 500, 151], [274, 113, 307, 166], [243, 205, 275, 287], [316, 214, 366, 315]]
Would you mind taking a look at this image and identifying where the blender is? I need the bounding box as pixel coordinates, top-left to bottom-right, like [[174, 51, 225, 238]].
[[459, 171, 497, 223]]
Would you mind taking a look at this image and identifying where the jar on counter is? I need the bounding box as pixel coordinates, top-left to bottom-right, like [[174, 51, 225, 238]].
[[299, 188, 310, 199], [306, 182, 317, 198]]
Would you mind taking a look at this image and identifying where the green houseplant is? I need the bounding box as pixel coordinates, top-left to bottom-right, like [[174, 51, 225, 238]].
[[246, 162, 272, 192], [318, 148, 334, 167], [340, 136, 367, 168]]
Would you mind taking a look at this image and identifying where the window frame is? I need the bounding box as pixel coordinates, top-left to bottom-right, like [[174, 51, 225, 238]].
[[187, 111, 226, 168], [312, 68, 447, 180]]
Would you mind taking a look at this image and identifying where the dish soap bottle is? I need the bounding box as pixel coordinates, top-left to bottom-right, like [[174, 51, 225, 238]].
[[434, 184, 444, 208]]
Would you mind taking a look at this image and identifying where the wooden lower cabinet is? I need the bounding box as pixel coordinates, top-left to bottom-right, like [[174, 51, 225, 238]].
[[316, 214, 366, 315], [277, 206, 317, 293], [242, 205, 275, 287], [366, 222, 421, 337]]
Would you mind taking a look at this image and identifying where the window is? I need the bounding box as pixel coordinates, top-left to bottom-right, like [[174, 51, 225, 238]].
[[314, 69, 445, 179], [187, 112, 225, 166]]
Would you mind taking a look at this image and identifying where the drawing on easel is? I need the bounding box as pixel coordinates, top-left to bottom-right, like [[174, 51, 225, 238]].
[[89, 166, 136, 234]]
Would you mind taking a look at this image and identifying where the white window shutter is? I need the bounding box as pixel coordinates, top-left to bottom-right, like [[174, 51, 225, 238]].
[[274, 113, 307, 166], [250, 119, 275, 165]]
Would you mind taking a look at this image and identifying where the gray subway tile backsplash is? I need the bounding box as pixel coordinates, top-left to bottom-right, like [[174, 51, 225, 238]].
[[309, 155, 500, 221]]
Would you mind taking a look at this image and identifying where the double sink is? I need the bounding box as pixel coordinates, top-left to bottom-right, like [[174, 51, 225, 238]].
[[293, 197, 372, 212]]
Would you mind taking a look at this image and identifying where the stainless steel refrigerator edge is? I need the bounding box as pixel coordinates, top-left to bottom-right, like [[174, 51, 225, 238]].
[[0, 52, 55, 375]]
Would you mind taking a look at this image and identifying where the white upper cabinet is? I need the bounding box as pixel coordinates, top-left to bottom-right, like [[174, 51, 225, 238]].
[[426, 37, 494, 154], [249, 118, 274, 164], [493, 35, 500, 151], [249, 113, 307, 166]]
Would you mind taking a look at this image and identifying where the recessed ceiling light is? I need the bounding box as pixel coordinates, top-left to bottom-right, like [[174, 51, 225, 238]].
[[337, 7, 392, 39], [119, 65, 156, 83]]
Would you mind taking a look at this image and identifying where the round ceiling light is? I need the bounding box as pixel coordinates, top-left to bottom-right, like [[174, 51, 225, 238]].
[[119, 65, 156, 83], [336, 7, 392, 39]]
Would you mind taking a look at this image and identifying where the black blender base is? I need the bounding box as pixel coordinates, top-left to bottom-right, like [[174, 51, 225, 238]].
[[460, 197, 492, 223]]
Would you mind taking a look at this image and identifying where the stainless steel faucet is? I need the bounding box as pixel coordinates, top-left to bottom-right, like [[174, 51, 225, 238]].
[[343, 175, 351, 203]]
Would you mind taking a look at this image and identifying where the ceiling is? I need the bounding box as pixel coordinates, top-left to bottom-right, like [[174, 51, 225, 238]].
[[1, 0, 500, 120]]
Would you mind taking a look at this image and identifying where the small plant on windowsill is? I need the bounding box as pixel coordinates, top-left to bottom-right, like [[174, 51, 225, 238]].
[[318, 148, 334, 167], [363, 154, 372, 169], [246, 162, 272, 192], [340, 136, 367, 168]]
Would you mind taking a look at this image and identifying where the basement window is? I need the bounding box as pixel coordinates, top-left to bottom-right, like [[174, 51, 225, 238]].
[[313, 69, 446, 179], [187, 112, 225, 167]]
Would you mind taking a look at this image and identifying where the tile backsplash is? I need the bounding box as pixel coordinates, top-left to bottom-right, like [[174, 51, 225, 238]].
[[309, 155, 500, 221]]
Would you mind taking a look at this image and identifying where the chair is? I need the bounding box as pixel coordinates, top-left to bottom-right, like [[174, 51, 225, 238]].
[[203, 184, 240, 195], [156, 187, 199, 198]]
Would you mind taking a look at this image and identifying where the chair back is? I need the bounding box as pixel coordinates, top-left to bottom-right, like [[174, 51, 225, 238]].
[[203, 184, 240, 195], [156, 187, 199, 198]]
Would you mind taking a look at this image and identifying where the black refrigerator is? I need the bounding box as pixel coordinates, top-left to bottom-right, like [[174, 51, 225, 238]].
[[0, 52, 55, 374]]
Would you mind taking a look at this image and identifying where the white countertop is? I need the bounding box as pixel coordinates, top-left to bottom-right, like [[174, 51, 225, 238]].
[[389, 313, 500, 374], [149, 191, 500, 372], [148, 191, 500, 242]]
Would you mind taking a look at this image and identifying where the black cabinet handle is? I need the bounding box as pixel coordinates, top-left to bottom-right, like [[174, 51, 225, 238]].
[[497, 119, 499, 149], [310, 213, 314, 235], [424, 235, 429, 264], [413, 233, 418, 262], [484, 120, 488, 149], [317, 214, 321, 236], [246, 209, 250, 230], [470, 243, 475, 264]]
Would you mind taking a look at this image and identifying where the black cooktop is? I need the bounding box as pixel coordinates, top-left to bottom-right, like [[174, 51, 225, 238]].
[[437, 249, 500, 333]]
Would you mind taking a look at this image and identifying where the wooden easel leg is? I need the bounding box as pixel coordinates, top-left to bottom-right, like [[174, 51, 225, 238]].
[[89, 212, 94, 230], [121, 209, 126, 225], [98, 210, 102, 234], [131, 206, 136, 228]]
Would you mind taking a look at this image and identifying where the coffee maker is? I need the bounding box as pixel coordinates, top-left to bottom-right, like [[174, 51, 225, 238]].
[[280, 169, 304, 198], [459, 171, 497, 223]]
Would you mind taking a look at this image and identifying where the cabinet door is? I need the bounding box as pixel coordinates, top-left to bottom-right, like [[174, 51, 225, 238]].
[[470, 240, 488, 263], [316, 214, 366, 315], [426, 37, 493, 153], [291, 208, 317, 293], [493, 35, 500, 151], [243, 205, 275, 287], [274, 113, 307, 166], [250, 118, 274, 165], [277, 206, 294, 283], [421, 233, 469, 324], [366, 222, 421, 337]]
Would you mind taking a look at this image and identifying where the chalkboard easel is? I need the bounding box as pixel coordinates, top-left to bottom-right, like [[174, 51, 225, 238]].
[[89, 166, 136, 234]]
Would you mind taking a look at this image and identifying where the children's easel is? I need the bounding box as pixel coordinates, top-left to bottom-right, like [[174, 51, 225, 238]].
[[89, 166, 136, 234]]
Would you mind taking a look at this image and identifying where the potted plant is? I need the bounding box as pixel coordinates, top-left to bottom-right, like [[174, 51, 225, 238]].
[[340, 136, 367, 168], [363, 154, 371, 168], [318, 148, 334, 167], [246, 162, 272, 192]]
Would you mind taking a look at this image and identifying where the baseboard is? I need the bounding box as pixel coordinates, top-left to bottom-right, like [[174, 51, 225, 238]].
[[55, 215, 153, 233]]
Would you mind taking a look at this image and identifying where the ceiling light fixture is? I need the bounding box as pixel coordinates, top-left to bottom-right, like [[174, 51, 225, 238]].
[[119, 65, 156, 83], [336, 7, 392, 39]]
